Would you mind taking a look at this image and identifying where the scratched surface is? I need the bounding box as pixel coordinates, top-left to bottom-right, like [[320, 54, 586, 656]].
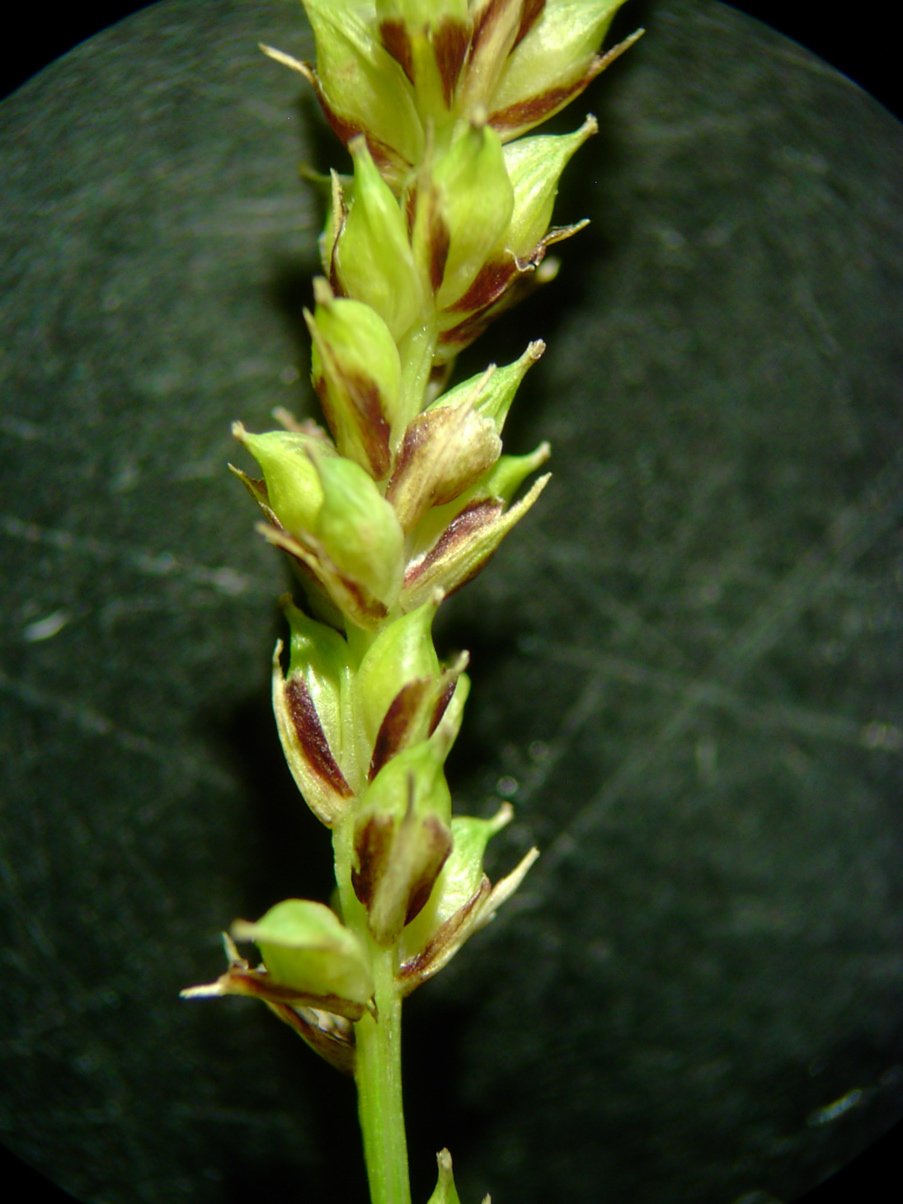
[[1, 2, 902, 1203]]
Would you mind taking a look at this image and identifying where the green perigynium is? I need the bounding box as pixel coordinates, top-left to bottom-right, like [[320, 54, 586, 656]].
[[183, 3, 640, 1202], [305, 278, 404, 478], [233, 900, 374, 1014]]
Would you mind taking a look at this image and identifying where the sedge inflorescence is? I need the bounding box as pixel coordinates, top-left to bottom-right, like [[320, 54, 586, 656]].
[[183, 3, 639, 1200]]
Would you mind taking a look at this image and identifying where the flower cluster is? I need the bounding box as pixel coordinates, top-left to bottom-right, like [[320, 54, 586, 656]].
[[264, 0, 638, 365], [183, 3, 637, 1163]]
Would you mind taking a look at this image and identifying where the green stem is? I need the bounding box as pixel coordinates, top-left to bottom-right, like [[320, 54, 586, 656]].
[[355, 943, 410, 1204], [333, 822, 411, 1204]]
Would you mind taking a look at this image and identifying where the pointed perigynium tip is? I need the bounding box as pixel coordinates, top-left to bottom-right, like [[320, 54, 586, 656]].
[[312, 275, 334, 308], [429, 1146, 492, 1204]]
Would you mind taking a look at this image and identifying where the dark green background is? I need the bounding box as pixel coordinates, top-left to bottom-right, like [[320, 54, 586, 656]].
[[1, 3, 901, 1202]]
